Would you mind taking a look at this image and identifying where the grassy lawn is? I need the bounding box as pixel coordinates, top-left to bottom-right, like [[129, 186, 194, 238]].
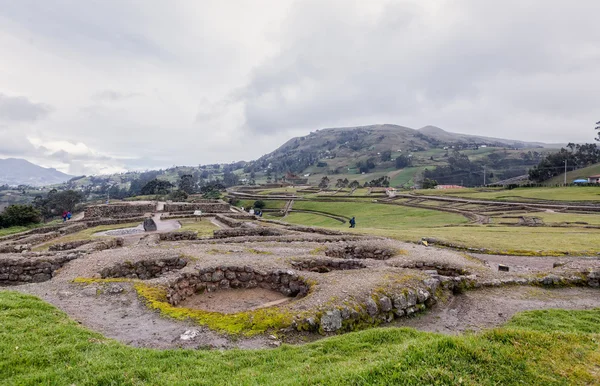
[[178, 219, 219, 236], [33, 222, 141, 251], [257, 200, 600, 255], [531, 212, 600, 226], [416, 187, 600, 202], [287, 201, 468, 229], [0, 220, 62, 238], [1, 291, 599, 385]]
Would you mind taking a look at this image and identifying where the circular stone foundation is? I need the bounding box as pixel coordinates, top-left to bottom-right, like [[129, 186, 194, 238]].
[[166, 266, 310, 307], [176, 287, 291, 314]]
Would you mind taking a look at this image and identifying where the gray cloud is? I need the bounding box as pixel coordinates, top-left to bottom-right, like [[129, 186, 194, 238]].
[[1, 0, 599, 175], [0, 93, 53, 122], [92, 90, 141, 102]]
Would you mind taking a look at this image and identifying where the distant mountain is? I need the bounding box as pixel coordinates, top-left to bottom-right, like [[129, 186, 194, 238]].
[[0, 158, 73, 186]]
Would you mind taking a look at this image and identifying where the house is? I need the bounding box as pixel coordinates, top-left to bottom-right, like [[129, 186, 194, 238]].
[[588, 174, 600, 184]]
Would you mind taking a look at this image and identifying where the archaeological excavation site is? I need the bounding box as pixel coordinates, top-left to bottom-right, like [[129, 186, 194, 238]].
[[2, 198, 600, 349]]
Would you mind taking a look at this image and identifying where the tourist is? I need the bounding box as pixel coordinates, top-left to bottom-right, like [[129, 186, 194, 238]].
[[62, 211, 68, 222], [67, 211, 72, 220], [349, 216, 356, 228]]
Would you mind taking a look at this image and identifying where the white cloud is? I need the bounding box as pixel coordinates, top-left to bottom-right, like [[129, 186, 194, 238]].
[[0, 0, 598, 174]]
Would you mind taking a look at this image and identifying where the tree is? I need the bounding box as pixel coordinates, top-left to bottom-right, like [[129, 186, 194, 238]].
[[422, 178, 438, 189], [318, 176, 330, 189], [596, 120, 600, 142], [348, 180, 360, 191], [395, 155, 412, 169], [178, 174, 196, 194], [335, 178, 348, 189], [380, 150, 392, 162], [253, 200, 266, 210], [168, 189, 188, 201], [0, 204, 41, 228], [140, 179, 174, 195]]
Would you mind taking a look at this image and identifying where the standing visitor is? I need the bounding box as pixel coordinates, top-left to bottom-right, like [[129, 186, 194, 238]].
[[349, 216, 356, 228]]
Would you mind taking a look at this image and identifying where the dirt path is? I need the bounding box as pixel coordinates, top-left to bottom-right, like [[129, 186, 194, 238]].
[[396, 286, 600, 334], [17, 281, 271, 349]]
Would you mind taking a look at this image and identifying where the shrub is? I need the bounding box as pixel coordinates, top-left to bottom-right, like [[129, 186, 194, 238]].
[[0, 204, 41, 228]]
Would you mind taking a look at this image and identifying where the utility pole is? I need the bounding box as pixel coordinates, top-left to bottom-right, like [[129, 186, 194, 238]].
[[483, 165, 486, 186], [564, 160, 567, 186]]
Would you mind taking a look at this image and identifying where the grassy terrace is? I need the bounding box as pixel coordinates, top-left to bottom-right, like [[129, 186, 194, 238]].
[[32, 223, 142, 251], [415, 186, 600, 202], [252, 200, 600, 255], [178, 218, 219, 236], [1, 291, 599, 385]]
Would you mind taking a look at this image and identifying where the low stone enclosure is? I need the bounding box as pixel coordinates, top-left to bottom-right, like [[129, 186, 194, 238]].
[[100, 257, 188, 280], [165, 267, 311, 306], [0, 251, 84, 285], [84, 203, 155, 219], [163, 201, 231, 213]]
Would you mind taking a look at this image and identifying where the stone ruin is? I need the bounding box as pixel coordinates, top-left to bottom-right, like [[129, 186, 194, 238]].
[[165, 266, 310, 306]]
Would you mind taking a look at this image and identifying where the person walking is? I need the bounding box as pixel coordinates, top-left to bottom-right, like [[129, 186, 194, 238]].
[[67, 211, 72, 220], [62, 210, 68, 222], [349, 216, 356, 228]]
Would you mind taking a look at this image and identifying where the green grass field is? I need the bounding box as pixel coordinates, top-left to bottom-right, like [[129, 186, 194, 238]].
[[178, 219, 219, 236], [1, 291, 599, 385], [417, 186, 600, 202], [253, 200, 600, 255], [544, 162, 600, 186]]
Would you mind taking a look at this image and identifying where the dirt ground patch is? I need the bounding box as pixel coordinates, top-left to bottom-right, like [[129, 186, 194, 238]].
[[396, 286, 600, 334], [177, 287, 290, 314]]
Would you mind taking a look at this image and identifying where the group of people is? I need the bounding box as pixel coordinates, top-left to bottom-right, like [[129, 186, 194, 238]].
[[62, 210, 72, 222]]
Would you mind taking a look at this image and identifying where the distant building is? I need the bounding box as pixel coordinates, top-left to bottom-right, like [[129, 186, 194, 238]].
[[283, 172, 308, 185], [435, 185, 465, 190], [588, 174, 600, 184]]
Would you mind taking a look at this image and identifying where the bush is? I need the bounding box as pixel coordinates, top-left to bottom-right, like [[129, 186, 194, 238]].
[[253, 200, 266, 209], [0, 204, 41, 228], [169, 189, 188, 201]]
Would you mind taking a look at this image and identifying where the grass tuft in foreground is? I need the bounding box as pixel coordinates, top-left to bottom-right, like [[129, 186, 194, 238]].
[[1, 291, 599, 385]]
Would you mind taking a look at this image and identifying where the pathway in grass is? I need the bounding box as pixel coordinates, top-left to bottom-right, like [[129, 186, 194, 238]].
[[397, 286, 600, 334]]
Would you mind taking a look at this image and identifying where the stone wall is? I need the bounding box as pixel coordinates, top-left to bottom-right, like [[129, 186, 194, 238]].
[[159, 231, 198, 241], [84, 203, 155, 219], [290, 259, 366, 272], [0, 224, 65, 242], [166, 267, 310, 306], [287, 226, 349, 236], [214, 215, 243, 228], [0, 232, 60, 253], [213, 227, 286, 239], [325, 243, 397, 260], [49, 239, 94, 251], [195, 234, 366, 244], [84, 217, 147, 228], [0, 252, 83, 285], [100, 256, 187, 280], [163, 202, 230, 213]]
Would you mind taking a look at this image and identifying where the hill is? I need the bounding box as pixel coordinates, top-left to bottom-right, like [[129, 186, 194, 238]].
[[0, 158, 73, 186], [245, 124, 559, 187], [544, 162, 600, 185]]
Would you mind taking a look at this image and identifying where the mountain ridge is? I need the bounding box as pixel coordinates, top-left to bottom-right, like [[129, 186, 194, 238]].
[[0, 158, 73, 186]]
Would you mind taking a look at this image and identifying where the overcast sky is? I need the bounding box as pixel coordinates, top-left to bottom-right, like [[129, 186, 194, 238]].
[[1, 0, 599, 175]]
